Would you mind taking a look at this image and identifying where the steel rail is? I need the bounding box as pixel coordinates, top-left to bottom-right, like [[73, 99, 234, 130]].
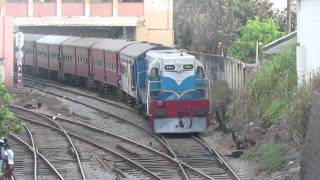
[[22, 80, 217, 179], [18, 116, 163, 180], [160, 136, 190, 180], [9, 105, 87, 180], [15, 107, 215, 180], [37, 111, 215, 179], [10, 134, 64, 180], [23, 124, 37, 180], [192, 136, 241, 180], [24, 82, 168, 148]]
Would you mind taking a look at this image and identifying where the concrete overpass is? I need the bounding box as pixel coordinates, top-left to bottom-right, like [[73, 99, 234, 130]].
[[0, 0, 173, 87], [1, 0, 173, 46]]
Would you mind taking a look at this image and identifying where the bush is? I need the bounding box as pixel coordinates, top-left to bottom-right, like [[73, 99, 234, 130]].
[[229, 17, 284, 63], [0, 84, 22, 137], [244, 143, 285, 173], [232, 50, 297, 124]]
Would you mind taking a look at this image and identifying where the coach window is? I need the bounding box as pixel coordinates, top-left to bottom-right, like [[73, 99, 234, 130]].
[[150, 68, 159, 81], [196, 66, 204, 78]]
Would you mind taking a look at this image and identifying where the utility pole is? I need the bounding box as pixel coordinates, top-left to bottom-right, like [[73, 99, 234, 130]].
[[15, 32, 24, 89], [287, 0, 292, 33]]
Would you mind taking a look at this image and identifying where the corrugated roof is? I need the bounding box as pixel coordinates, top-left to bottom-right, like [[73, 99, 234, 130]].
[[63, 37, 101, 48], [37, 35, 73, 45], [120, 43, 165, 58], [263, 31, 297, 54], [24, 34, 45, 42], [92, 39, 135, 52]]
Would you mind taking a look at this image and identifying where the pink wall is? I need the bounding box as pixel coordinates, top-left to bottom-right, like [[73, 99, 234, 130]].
[[34, 3, 56, 17], [90, 3, 112, 17], [5, 3, 28, 17], [118, 2, 144, 17], [0, 16, 14, 87], [62, 3, 84, 16]]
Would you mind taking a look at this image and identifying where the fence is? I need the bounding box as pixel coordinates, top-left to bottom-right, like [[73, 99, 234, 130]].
[[190, 51, 256, 93]]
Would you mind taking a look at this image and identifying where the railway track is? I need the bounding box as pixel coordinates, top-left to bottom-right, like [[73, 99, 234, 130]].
[[10, 124, 64, 180], [10, 106, 86, 180], [16, 77, 244, 179], [162, 135, 243, 180], [10, 105, 223, 179]]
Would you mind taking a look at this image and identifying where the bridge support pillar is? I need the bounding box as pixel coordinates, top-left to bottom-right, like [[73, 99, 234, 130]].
[[28, 0, 33, 17], [112, 0, 118, 17], [84, 0, 90, 17], [56, 0, 61, 16], [0, 16, 13, 87]]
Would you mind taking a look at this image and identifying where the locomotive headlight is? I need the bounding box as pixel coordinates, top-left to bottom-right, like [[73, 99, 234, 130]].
[[157, 100, 164, 106]]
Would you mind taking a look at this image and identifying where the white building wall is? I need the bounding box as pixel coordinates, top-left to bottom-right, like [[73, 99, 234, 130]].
[[297, 0, 320, 81]]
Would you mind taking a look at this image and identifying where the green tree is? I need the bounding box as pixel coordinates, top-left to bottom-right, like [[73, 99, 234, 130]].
[[0, 84, 21, 137], [229, 17, 284, 63]]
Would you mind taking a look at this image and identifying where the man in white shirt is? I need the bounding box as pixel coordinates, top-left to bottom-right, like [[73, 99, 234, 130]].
[[3, 144, 14, 178]]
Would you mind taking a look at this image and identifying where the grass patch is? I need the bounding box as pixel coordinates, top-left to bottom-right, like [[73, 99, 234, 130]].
[[263, 98, 289, 123], [243, 143, 285, 173]]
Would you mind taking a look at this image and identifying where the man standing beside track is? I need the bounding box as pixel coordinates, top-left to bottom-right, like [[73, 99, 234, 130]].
[[0, 139, 14, 180], [3, 143, 14, 179]]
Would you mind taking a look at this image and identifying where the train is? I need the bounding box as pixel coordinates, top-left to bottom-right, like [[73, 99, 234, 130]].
[[21, 34, 211, 134]]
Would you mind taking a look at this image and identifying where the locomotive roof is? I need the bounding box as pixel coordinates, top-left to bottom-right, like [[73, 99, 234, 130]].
[[37, 35, 73, 45], [63, 37, 101, 48], [147, 50, 195, 59], [24, 34, 45, 42], [120, 43, 165, 58], [92, 39, 135, 52]]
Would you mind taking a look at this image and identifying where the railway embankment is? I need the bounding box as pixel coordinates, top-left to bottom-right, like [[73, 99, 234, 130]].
[[227, 51, 315, 180]]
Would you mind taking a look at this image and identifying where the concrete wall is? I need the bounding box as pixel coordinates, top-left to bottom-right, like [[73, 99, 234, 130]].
[[191, 52, 255, 93], [0, 16, 13, 87], [297, 0, 320, 81], [301, 91, 320, 180]]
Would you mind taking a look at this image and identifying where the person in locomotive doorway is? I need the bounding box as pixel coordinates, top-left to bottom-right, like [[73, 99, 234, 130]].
[[150, 68, 160, 81]]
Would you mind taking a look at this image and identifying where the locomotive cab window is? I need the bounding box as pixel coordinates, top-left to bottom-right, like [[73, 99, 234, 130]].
[[150, 68, 160, 81], [196, 66, 204, 78]]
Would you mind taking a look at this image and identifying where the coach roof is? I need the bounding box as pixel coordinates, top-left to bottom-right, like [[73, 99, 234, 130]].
[[63, 37, 101, 48], [24, 34, 45, 42], [120, 43, 165, 58], [92, 39, 134, 52], [37, 35, 73, 45]]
